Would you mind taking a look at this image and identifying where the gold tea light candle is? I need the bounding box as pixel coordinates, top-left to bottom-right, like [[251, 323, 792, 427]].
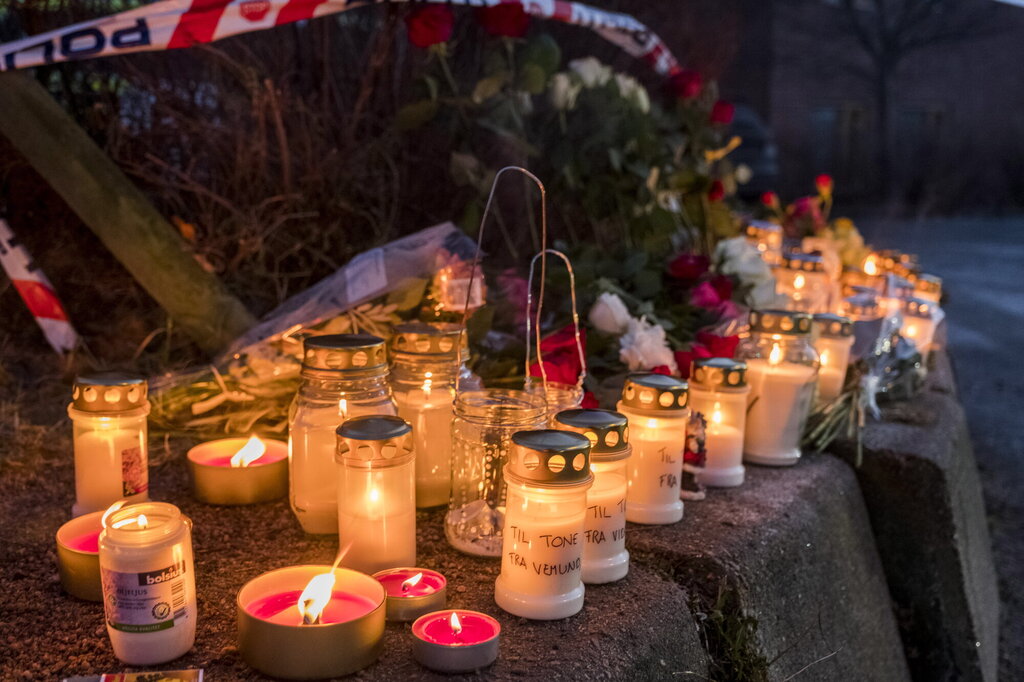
[[187, 436, 288, 505], [411, 610, 501, 673], [56, 510, 104, 601], [372, 567, 447, 621], [237, 565, 386, 680]]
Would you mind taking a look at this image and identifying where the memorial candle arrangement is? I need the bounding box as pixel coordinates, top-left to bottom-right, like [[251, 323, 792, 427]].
[[900, 298, 939, 359], [335, 415, 416, 574], [739, 310, 820, 466], [913, 273, 943, 304], [99, 502, 197, 665], [688, 358, 750, 488], [390, 323, 460, 508], [811, 314, 854, 402], [843, 291, 884, 360], [775, 252, 831, 314], [554, 408, 631, 584], [744, 219, 783, 265], [237, 565, 386, 679], [186, 435, 288, 505], [495, 430, 592, 620], [69, 373, 150, 517], [616, 373, 689, 525], [56, 510, 104, 601], [288, 334, 396, 534], [372, 567, 447, 621], [411, 610, 501, 673]]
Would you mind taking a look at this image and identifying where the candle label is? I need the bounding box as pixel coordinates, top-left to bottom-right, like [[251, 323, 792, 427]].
[[120, 446, 148, 497], [101, 562, 189, 633], [504, 525, 582, 579], [584, 499, 626, 546]]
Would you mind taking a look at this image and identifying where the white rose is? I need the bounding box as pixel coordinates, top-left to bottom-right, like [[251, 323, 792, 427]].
[[747, 278, 781, 310], [549, 73, 581, 111], [633, 84, 650, 113], [588, 292, 631, 335], [619, 317, 678, 373], [735, 163, 753, 184], [569, 57, 611, 88]]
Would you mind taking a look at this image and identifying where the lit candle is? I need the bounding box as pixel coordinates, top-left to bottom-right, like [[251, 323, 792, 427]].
[[99, 502, 196, 665], [335, 416, 416, 574], [812, 314, 854, 402], [554, 408, 631, 584], [186, 435, 288, 505], [56, 510, 104, 601], [289, 334, 396, 534], [495, 430, 592, 620], [744, 219, 783, 265], [616, 373, 689, 525], [372, 567, 447, 621], [237, 565, 386, 679], [525, 379, 583, 424], [739, 310, 819, 466], [900, 298, 939, 359], [411, 610, 501, 673], [688, 358, 750, 488], [913, 273, 942, 304], [68, 373, 150, 516], [776, 252, 831, 313]]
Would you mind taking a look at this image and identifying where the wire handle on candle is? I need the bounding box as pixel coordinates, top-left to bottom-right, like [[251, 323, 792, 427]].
[[455, 166, 548, 387], [524, 249, 587, 394]]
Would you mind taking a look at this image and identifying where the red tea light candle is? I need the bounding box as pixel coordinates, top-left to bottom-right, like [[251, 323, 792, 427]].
[[237, 565, 385, 680], [55, 510, 104, 601], [373, 567, 447, 621], [411, 610, 500, 673], [187, 436, 288, 505]]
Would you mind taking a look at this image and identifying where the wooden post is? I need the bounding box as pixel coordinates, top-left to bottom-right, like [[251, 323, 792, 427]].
[[0, 72, 256, 354]]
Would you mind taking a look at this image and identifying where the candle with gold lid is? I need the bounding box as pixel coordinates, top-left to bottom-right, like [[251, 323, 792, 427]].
[[900, 298, 939, 359], [812, 313, 854, 402], [744, 219, 783, 265], [617, 373, 689, 525], [688, 358, 749, 488], [69, 372, 150, 517], [554, 408, 631, 584], [776, 252, 831, 313]]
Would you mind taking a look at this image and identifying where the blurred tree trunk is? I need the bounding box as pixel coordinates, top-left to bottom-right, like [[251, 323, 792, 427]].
[[0, 72, 255, 354]]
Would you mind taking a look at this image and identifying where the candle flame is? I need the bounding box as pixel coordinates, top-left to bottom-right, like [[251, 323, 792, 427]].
[[422, 371, 433, 397], [863, 256, 878, 276], [711, 403, 723, 425], [449, 611, 463, 635], [101, 500, 127, 528], [819, 349, 830, 367], [231, 435, 267, 468], [769, 342, 783, 366], [906, 324, 918, 338], [298, 572, 336, 625], [793, 274, 805, 290], [402, 572, 423, 592]]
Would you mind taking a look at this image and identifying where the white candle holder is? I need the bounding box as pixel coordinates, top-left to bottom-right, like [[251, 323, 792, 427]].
[[812, 314, 854, 403], [843, 292, 884, 360], [616, 373, 689, 525], [335, 416, 416, 574], [688, 358, 750, 488], [900, 298, 939, 360], [289, 334, 396, 534], [554, 408, 631, 584], [738, 310, 820, 467], [776, 252, 831, 313], [68, 373, 150, 517], [495, 430, 592, 620], [913, 273, 942, 304], [744, 219, 783, 265]]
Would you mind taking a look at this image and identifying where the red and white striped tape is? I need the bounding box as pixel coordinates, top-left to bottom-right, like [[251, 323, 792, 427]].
[[0, 219, 79, 354], [0, 0, 679, 76]]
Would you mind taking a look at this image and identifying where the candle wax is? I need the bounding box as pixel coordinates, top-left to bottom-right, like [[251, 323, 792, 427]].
[[414, 612, 498, 646], [200, 451, 287, 468], [376, 571, 444, 598], [67, 530, 101, 553], [246, 590, 379, 626], [744, 359, 816, 462], [395, 390, 455, 508]]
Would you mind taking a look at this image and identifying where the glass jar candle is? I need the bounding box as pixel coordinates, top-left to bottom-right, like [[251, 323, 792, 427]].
[[494, 429, 592, 620], [335, 415, 416, 574], [900, 298, 939, 359], [881, 275, 915, 316], [688, 358, 750, 488], [525, 378, 583, 425], [738, 310, 819, 466], [289, 334, 396, 534], [843, 293, 884, 361], [390, 323, 461, 508], [913, 274, 942, 304], [841, 265, 885, 297], [776, 252, 831, 313], [99, 502, 196, 665], [744, 219, 783, 265], [616, 373, 689, 525], [68, 373, 150, 517], [554, 408, 630, 584], [812, 313, 854, 402], [446, 389, 547, 557]]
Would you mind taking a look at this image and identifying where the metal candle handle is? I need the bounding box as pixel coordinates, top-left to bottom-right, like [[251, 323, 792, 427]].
[[524, 249, 587, 394], [456, 166, 549, 383]]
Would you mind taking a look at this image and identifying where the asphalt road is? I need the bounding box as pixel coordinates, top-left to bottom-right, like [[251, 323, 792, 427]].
[[857, 215, 1024, 679]]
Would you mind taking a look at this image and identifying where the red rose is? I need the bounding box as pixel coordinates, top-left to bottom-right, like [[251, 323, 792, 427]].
[[667, 69, 702, 99], [707, 180, 725, 202], [528, 324, 586, 385], [760, 191, 779, 208], [405, 5, 454, 48], [476, 4, 529, 37], [667, 253, 710, 284], [673, 346, 711, 379], [581, 391, 601, 409], [651, 365, 674, 376], [709, 100, 735, 125], [695, 331, 740, 358], [815, 173, 834, 197]]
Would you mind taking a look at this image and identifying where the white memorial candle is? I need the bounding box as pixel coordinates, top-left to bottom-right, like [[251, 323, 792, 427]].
[[689, 358, 750, 488], [812, 314, 855, 403]]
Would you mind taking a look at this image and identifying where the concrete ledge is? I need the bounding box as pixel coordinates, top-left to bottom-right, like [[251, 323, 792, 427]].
[[828, 349, 1000, 681], [627, 455, 910, 681]]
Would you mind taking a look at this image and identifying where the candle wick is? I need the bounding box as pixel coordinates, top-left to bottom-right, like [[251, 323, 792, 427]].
[[301, 599, 321, 625]]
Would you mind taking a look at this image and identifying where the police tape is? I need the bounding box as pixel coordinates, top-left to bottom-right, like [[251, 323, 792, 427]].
[[0, 218, 79, 355], [0, 0, 679, 76]]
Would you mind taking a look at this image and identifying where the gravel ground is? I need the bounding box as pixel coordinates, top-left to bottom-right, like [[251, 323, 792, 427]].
[[859, 215, 1024, 679]]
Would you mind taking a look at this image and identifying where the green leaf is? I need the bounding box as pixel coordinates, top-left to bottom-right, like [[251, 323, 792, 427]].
[[521, 34, 562, 76], [472, 73, 508, 104], [633, 269, 663, 299], [386, 278, 429, 312], [517, 63, 547, 95], [395, 100, 439, 131]]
